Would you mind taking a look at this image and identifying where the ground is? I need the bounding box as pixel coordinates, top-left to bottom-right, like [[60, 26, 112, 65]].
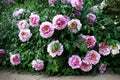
[[0, 70, 120, 80]]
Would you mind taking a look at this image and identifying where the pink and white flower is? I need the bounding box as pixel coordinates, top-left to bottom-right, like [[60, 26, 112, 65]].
[[91, 5, 99, 12], [29, 13, 40, 27], [111, 44, 120, 55], [18, 29, 32, 42], [39, 21, 54, 38], [67, 19, 82, 33], [10, 54, 21, 65], [71, 0, 83, 10], [32, 60, 44, 71], [80, 60, 92, 72], [99, 42, 111, 56], [47, 40, 63, 57], [87, 13, 96, 25], [17, 20, 29, 30], [68, 55, 82, 69], [85, 50, 101, 65], [79, 34, 96, 48], [99, 64, 106, 73], [84, 35, 96, 48], [53, 15, 68, 30], [67, 0, 71, 3], [13, 8, 24, 17], [48, 0, 57, 4]]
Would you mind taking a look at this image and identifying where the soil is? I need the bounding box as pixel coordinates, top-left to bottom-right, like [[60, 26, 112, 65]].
[[0, 70, 120, 80]]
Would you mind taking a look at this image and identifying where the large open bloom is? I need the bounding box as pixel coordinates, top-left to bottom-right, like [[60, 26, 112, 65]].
[[99, 64, 106, 73], [18, 29, 32, 42], [84, 35, 96, 48], [13, 8, 24, 17], [53, 15, 68, 30], [87, 13, 96, 25], [47, 40, 63, 57], [68, 55, 82, 69], [85, 50, 100, 65], [71, 0, 83, 10], [99, 42, 111, 56], [80, 34, 96, 48], [10, 54, 21, 65], [39, 21, 54, 38], [32, 60, 44, 71], [80, 60, 92, 72], [67, 19, 82, 33], [111, 44, 120, 55], [17, 20, 29, 30], [29, 13, 40, 27]]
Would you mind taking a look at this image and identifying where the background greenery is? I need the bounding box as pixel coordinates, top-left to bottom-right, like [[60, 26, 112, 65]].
[[0, 0, 120, 75]]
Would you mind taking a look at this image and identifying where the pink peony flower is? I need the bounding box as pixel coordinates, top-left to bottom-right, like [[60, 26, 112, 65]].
[[53, 15, 68, 30], [61, 0, 71, 4], [6, 0, 14, 4], [64, 15, 70, 22], [84, 35, 96, 48], [13, 8, 24, 17], [85, 50, 101, 65], [71, 0, 83, 10], [78, 34, 86, 38], [18, 29, 32, 42], [39, 21, 54, 38], [68, 55, 82, 69], [91, 5, 99, 12], [61, 0, 66, 4], [99, 42, 111, 56], [10, 54, 21, 65], [67, 19, 82, 33], [73, 10, 81, 17], [48, 0, 57, 4], [67, 0, 71, 3], [87, 13, 96, 25], [80, 60, 93, 72], [29, 13, 40, 27], [99, 64, 106, 73], [17, 20, 29, 30], [32, 60, 44, 71], [47, 40, 63, 57]]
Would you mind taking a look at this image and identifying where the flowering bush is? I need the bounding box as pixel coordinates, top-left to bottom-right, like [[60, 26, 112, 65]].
[[0, 0, 120, 75]]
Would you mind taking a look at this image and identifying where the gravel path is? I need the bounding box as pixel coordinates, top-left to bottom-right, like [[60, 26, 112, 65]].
[[0, 70, 120, 80]]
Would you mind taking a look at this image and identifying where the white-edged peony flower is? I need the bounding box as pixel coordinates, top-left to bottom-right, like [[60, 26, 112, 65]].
[[18, 29, 32, 42], [17, 20, 29, 30], [111, 44, 120, 55], [47, 40, 63, 57], [67, 19, 82, 33]]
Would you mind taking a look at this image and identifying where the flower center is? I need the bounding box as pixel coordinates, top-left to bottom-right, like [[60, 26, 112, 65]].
[[101, 44, 107, 49], [71, 22, 77, 28], [78, 0, 82, 3], [13, 56, 19, 63], [90, 54, 96, 60], [112, 45, 118, 50], [51, 43, 60, 52], [57, 19, 65, 26], [21, 32, 26, 36], [31, 17, 35, 22], [82, 62, 89, 68], [43, 25, 49, 31], [75, 58, 79, 65], [87, 38, 92, 45]]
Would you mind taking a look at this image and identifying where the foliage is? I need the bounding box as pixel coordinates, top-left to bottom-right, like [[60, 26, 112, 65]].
[[0, 0, 120, 75]]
